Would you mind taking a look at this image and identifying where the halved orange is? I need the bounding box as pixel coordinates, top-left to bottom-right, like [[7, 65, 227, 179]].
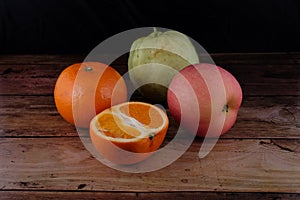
[[90, 101, 169, 164]]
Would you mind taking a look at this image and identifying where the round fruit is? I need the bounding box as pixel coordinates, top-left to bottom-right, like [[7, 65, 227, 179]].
[[90, 101, 169, 164], [54, 62, 127, 128], [167, 63, 242, 137], [128, 28, 199, 103]]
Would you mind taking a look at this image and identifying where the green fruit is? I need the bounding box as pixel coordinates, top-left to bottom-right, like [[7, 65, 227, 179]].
[[128, 28, 199, 103]]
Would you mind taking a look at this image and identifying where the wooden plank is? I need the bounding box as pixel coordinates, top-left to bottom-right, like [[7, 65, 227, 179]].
[[0, 137, 299, 192], [0, 53, 298, 65], [0, 65, 63, 96], [232, 96, 300, 139], [223, 64, 300, 85], [0, 191, 299, 200], [210, 52, 298, 65], [0, 64, 128, 95], [0, 54, 86, 65], [0, 53, 299, 197], [290, 52, 300, 65], [0, 63, 299, 96], [0, 54, 128, 66], [0, 191, 137, 200], [0, 96, 76, 137], [133, 62, 300, 96], [1, 96, 299, 138], [139, 192, 300, 199]]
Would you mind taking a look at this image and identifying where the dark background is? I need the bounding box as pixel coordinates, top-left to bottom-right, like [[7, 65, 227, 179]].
[[0, 0, 299, 54]]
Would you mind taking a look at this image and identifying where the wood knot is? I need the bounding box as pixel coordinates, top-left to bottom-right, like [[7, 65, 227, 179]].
[[270, 108, 297, 125], [181, 179, 188, 183], [77, 183, 87, 189]]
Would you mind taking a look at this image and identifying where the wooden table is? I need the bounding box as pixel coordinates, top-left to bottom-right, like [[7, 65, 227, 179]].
[[0, 53, 299, 199]]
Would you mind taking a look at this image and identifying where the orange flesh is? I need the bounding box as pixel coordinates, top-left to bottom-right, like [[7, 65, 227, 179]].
[[119, 104, 163, 128], [97, 113, 141, 139], [96, 104, 164, 139]]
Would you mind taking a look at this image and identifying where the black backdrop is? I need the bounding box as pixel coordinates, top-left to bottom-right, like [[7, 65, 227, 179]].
[[0, 0, 299, 54]]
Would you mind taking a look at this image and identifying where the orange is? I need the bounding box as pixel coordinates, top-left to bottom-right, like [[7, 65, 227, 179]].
[[54, 62, 127, 128], [90, 101, 169, 164]]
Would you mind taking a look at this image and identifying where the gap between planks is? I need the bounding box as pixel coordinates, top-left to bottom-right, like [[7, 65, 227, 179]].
[[0, 191, 299, 200]]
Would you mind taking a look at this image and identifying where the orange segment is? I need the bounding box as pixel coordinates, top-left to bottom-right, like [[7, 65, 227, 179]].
[[97, 113, 141, 139], [119, 103, 163, 128], [90, 101, 169, 164]]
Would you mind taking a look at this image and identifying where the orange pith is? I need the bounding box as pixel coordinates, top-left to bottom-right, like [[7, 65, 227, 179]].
[[119, 103, 163, 128], [97, 113, 141, 139], [90, 102, 169, 164]]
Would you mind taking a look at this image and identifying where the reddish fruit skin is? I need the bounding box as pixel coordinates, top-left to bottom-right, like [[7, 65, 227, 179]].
[[167, 63, 242, 137]]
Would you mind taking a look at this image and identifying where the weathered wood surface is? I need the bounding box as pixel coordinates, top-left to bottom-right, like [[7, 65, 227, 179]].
[[0, 96, 299, 138], [1, 56, 299, 96], [0, 53, 299, 199], [0, 52, 299, 65], [0, 138, 300, 192], [0, 191, 299, 200]]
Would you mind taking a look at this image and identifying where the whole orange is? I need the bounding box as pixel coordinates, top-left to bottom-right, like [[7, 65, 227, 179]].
[[54, 62, 127, 128]]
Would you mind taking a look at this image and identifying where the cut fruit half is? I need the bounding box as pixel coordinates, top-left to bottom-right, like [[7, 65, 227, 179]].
[[90, 101, 169, 164]]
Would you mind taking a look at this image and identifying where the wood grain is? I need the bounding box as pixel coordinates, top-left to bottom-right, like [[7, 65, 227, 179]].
[[0, 54, 87, 65], [0, 96, 76, 137], [0, 53, 299, 198], [0, 64, 127, 95], [0, 96, 299, 138], [0, 137, 299, 192], [0, 54, 299, 96], [0, 191, 299, 200], [0, 52, 298, 65], [210, 52, 299, 65], [0, 191, 137, 200]]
